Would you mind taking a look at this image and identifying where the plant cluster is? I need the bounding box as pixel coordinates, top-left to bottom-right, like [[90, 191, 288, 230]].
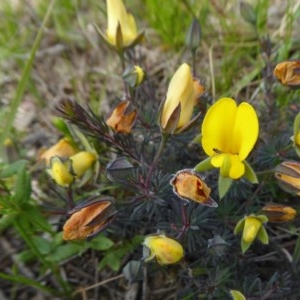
[[1, 0, 300, 299]]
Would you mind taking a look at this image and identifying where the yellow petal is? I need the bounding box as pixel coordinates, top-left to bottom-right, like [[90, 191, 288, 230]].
[[201, 98, 259, 175], [243, 216, 262, 243], [228, 155, 245, 179], [144, 235, 184, 265], [161, 63, 195, 130], [106, 0, 137, 46], [70, 151, 97, 177], [232, 102, 259, 160], [202, 98, 237, 156]]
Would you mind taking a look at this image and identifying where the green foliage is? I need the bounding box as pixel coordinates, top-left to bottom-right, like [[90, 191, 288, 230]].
[[1, 0, 300, 299], [98, 235, 143, 271], [144, 0, 195, 49]]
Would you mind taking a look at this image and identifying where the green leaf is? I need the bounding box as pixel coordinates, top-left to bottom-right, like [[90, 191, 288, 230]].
[[194, 157, 213, 172], [241, 238, 251, 253], [243, 160, 258, 183], [191, 133, 202, 144], [90, 234, 114, 250], [13, 163, 31, 204], [234, 218, 245, 235], [98, 252, 122, 272], [0, 272, 57, 295], [0, 214, 15, 233], [230, 290, 246, 300], [293, 112, 300, 139], [32, 236, 52, 255], [239, 1, 256, 26], [0, 160, 28, 178], [256, 226, 269, 245], [22, 204, 52, 233], [47, 243, 82, 263], [293, 234, 300, 263], [218, 175, 233, 199]]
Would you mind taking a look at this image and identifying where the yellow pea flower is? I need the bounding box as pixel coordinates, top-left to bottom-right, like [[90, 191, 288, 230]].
[[96, 0, 144, 50], [39, 138, 78, 165], [47, 156, 74, 187], [160, 63, 204, 134], [70, 151, 97, 177], [201, 98, 259, 179], [242, 216, 262, 243], [234, 214, 268, 253], [143, 234, 184, 265]]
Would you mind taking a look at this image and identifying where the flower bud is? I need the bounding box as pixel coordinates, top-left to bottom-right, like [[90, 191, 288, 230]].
[[39, 138, 78, 165], [123, 65, 145, 87], [262, 203, 297, 223], [275, 161, 300, 196], [160, 63, 204, 134], [243, 216, 262, 243], [274, 60, 300, 88], [95, 0, 144, 50], [170, 169, 217, 207], [185, 18, 201, 53], [106, 100, 137, 134], [234, 214, 268, 253], [63, 198, 116, 240], [47, 156, 74, 187], [292, 112, 300, 157], [70, 151, 97, 177], [143, 234, 184, 265], [106, 157, 135, 183]]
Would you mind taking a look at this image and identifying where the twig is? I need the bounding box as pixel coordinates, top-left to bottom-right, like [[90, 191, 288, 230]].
[[72, 274, 124, 296]]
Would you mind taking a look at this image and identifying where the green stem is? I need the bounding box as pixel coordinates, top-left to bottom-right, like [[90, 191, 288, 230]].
[[256, 169, 275, 176], [0, 0, 56, 152], [13, 219, 71, 295], [0, 272, 56, 295], [118, 50, 130, 98]]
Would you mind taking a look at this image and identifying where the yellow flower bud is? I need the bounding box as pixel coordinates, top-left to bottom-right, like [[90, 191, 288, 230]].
[[47, 156, 74, 187], [295, 132, 300, 147], [243, 216, 262, 243], [39, 138, 78, 165], [262, 203, 297, 223], [170, 169, 217, 207], [70, 151, 97, 177], [95, 0, 144, 50], [234, 214, 268, 253], [143, 234, 184, 265], [106, 100, 137, 134], [160, 63, 204, 134], [123, 65, 145, 87], [63, 199, 116, 240]]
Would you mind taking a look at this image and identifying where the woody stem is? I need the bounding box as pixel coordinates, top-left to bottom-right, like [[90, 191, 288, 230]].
[[145, 133, 169, 191], [176, 202, 190, 240]]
